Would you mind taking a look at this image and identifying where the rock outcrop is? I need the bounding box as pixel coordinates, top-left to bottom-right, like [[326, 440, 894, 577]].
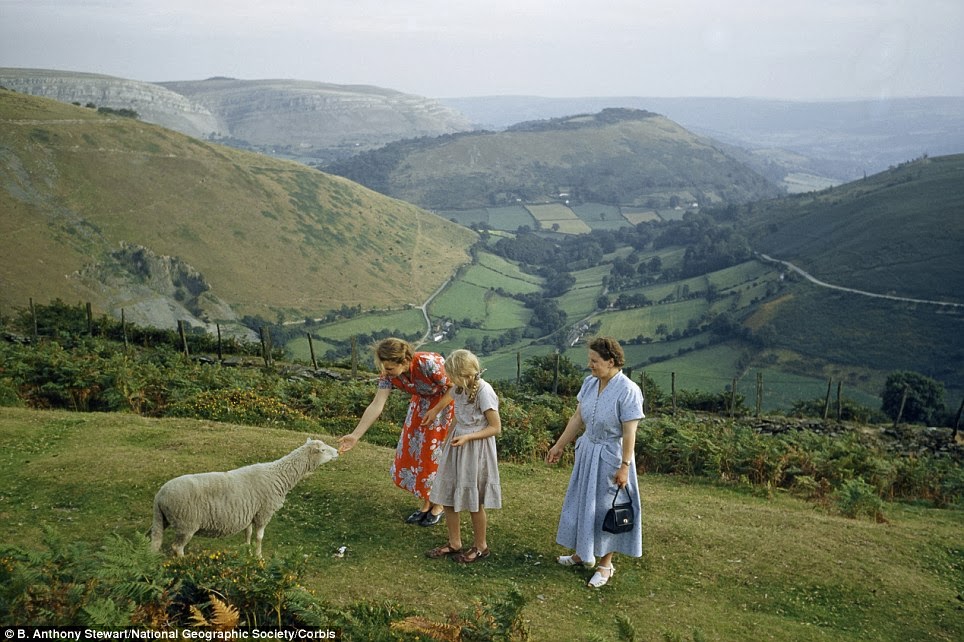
[[0, 68, 220, 138]]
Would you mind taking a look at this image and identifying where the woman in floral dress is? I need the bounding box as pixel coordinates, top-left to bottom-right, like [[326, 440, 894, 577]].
[[338, 337, 454, 525]]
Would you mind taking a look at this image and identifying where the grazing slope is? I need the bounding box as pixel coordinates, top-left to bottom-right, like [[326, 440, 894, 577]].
[[0, 89, 477, 332]]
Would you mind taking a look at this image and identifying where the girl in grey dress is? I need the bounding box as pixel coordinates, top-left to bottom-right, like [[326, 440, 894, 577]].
[[424, 349, 503, 563], [547, 337, 644, 588]]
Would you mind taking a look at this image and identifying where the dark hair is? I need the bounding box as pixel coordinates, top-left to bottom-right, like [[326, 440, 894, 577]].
[[588, 336, 625, 368]]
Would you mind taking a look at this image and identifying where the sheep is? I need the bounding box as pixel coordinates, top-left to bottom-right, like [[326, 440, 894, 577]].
[[150, 438, 338, 557]]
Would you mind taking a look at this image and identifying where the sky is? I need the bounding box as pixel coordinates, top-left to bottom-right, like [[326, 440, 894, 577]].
[[1, 0, 962, 100]]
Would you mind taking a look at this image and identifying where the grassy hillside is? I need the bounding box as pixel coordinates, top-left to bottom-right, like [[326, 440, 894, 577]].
[[739, 154, 964, 305], [0, 89, 477, 331], [325, 108, 783, 211], [1, 407, 960, 640]]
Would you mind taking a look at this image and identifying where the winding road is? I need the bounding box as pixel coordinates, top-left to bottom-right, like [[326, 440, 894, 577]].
[[757, 253, 964, 309]]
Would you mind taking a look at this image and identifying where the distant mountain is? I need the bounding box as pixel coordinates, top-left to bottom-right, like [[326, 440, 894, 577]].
[[159, 77, 473, 162], [0, 68, 473, 164], [324, 108, 783, 211], [0, 90, 476, 334], [440, 95, 964, 189]]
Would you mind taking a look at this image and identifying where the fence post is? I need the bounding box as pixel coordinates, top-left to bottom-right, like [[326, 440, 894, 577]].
[[216, 324, 223, 361], [894, 385, 909, 427], [351, 336, 358, 378], [671, 372, 677, 416], [953, 399, 963, 441], [822, 378, 832, 420], [730, 377, 738, 417], [836, 381, 843, 421], [121, 309, 129, 349], [29, 298, 38, 340], [755, 372, 763, 417], [307, 332, 318, 369], [552, 352, 560, 395], [86, 302, 93, 336], [259, 326, 272, 367], [178, 320, 190, 357], [517, 352, 521, 384]]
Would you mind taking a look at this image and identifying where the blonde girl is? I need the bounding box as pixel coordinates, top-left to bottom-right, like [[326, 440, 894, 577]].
[[422, 349, 502, 563]]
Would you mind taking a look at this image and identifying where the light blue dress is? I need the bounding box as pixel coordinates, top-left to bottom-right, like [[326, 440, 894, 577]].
[[555, 371, 644, 560]]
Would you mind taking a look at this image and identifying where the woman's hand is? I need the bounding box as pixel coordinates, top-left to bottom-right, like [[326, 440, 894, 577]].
[[421, 408, 439, 426], [613, 464, 630, 488], [451, 434, 471, 447], [546, 443, 564, 464], [337, 434, 359, 454]]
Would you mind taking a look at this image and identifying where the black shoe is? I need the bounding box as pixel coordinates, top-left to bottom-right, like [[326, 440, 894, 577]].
[[406, 510, 428, 524], [420, 511, 443, 526]]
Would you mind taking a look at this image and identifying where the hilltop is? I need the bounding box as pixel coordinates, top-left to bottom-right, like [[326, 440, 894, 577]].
[[324, 108, 783, 211], [0, 68, 473, 163], [0, 89, 477, 334]]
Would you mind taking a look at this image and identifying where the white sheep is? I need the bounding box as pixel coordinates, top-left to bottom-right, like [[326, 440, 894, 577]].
[[150, 438, 338, 557]]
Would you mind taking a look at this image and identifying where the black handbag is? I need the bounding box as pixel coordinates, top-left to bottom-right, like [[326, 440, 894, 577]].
[[602, 485, 635, 534]]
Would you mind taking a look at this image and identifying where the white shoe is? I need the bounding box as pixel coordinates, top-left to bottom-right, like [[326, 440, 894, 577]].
[[557, 554, 595, 567], [587, 564, 614, 588]]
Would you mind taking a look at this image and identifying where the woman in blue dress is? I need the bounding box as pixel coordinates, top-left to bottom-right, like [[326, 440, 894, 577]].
[[546, 337, 644, 588]]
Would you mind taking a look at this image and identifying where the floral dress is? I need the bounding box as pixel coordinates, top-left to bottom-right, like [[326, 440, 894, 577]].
[[380, 352, 454, 500]]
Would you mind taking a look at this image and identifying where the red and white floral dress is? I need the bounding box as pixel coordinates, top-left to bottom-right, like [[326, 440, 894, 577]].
[[380, 352, 454, 500]]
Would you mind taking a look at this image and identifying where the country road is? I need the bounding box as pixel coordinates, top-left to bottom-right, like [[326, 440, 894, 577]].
[[757, 253, 964, 309]]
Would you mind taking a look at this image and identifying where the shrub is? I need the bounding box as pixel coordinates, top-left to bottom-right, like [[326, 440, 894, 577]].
[[833, 477, 885, 521]]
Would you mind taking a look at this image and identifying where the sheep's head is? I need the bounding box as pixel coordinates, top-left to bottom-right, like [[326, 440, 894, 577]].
[[305, 438, 339, 468]]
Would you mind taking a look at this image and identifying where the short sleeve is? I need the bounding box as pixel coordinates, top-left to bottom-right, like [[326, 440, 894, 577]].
[[617, 378, 645, 422], [476, 381, 499, 413], [377, 375, 394, 390]]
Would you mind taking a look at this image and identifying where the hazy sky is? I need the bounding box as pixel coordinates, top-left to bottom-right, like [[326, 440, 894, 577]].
[[2, 0, 962, 100]]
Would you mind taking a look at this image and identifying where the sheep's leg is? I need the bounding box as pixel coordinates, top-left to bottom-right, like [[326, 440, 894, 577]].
[[253, 525, 266, 558], [172, 530, 194, 557], [245, 524, 253, 546]]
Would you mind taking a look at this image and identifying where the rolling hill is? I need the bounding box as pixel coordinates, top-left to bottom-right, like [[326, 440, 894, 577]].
[[0, 89, 477, 335], [323, 108, 784, 211]]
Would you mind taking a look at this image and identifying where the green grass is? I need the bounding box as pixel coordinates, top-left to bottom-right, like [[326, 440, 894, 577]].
[[1, 407, 960, 640]]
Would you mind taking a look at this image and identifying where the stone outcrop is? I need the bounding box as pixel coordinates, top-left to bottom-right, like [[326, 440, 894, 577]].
[[72, 243, 255, 341], [0, 68, 220, 138], [159, 77, 472, 160]]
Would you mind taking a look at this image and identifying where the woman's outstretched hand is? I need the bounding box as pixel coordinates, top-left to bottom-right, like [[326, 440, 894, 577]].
[[337, 434, 358, 454]]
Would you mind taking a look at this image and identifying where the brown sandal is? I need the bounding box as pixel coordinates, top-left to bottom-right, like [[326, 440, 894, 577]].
[[453, 547, 490, 563], [425, 543, 462, 559]]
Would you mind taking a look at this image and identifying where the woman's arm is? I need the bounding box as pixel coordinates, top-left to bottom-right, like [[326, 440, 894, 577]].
[[338, 386, 391, 453], [451, 407, 501, 446], [546, 404, 586, 464], [421, 386, 454, 426], [613, 419, 640, 487]]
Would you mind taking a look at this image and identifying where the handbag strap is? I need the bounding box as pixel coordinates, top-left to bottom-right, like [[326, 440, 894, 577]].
[[612, 484, 631, 508]]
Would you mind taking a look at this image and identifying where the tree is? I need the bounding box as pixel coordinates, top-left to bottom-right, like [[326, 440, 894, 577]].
[[519, 353, 584, 395], [881, 371, 946, 425]]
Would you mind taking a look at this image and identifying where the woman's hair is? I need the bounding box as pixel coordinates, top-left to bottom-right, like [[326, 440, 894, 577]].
[[445, 349, 482, 402], [588, 336, 625, 368], [374, 337, 415, 365]]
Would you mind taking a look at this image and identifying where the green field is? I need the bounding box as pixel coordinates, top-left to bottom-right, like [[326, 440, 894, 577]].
[[286, 308, 426, 361]]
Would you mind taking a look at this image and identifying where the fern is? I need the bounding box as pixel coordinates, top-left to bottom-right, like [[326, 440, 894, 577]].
[[82, 598, 134, 629], [615, 613, 636, 641], [390, 615, 461, 641]]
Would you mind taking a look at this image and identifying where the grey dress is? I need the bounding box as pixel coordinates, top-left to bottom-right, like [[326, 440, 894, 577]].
[[555, 372, 644, 560], [429, 379, 502, 512]]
